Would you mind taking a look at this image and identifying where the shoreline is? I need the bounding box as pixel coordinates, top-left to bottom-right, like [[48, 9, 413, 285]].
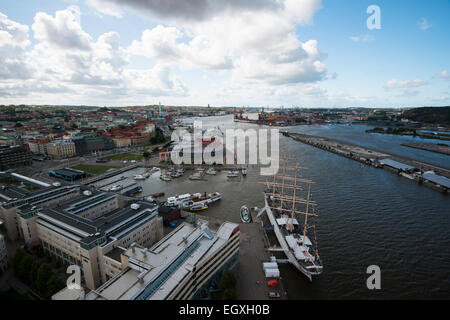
[[284, 132, 449, 194]]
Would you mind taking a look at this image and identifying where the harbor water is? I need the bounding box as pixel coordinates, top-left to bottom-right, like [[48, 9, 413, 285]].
[[95, 115, 450, 299]]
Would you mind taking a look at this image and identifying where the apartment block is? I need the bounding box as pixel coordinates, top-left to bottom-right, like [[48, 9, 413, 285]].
[[0, 146, 33, 170], [0, 184, 80, 241], [36, 201, 163, 290], [85, 219, 240, 300], [46, 140, 76, 159]]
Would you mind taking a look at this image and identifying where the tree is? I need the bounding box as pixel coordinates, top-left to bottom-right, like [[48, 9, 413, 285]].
[[29, 261, 41, 285], [36, 264, 52, 294], [12, 249, 25, 274], [46, 275, 64, 297], [18, 254, 34, 282]]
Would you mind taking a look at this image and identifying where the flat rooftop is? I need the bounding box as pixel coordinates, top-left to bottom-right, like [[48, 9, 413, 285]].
[[380, 158, 416, 171], [86, 220, 238, 300], [37, 201, 159, 248], [0, 185, 30, 202]]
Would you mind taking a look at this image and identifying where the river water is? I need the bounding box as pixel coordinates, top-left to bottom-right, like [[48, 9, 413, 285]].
[[95, 115, 450, 299]]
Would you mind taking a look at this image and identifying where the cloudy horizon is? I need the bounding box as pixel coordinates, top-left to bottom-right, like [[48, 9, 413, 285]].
[[0, 0, 449, 108]]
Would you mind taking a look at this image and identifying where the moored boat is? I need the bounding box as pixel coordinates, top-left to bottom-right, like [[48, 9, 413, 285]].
[[190, 202, 208, 212], [160, 174, 172, 181], [227, 170, 239, 177], [189, 173, 202, 180], [109, 184, 123, 192], [133, 174, 145, 180], [240, 205, 251, 223], [170, 171, 182, 178], [205, 168, 217, 175]]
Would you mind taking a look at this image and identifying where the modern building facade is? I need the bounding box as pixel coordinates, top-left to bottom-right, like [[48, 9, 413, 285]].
[[0, 183, 80, 241], [35, 200, 162, 289], [0, 146, 33, 170], [85, 219, 240, 300]]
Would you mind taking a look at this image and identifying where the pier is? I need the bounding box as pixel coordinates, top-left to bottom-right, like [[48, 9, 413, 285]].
[[401, 143, 450, 156], [285, 132, 450, 193], [82, 164, 139, 185]]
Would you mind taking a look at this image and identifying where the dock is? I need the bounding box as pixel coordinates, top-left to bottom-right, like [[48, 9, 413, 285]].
[[401, 143, 450, 156], [285, 132, 450, 193], [82, 164, 139, 185]]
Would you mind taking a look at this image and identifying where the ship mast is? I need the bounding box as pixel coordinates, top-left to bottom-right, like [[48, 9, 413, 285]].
[[302, 183, 311, 247], [289, 162, 299, 232]]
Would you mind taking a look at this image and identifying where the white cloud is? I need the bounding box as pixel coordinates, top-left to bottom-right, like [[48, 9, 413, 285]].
[[127, 0, 327, 85], [0, 7, 188, 103], [434, 70, 450, 81], [419, 18, 431, 30], [350, 34, 374, 42], [384, 79, 427, 89], [1, 1, 326, 104], [85, 0, 286, 22], [0, 13, 33, 79]]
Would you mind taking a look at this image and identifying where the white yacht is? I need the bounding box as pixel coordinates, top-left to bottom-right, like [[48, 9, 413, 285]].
[[227, 170, 239, 177], [109, 184, 123, 192], [133, 174, 145, 180], [205, 168, 217, 175]]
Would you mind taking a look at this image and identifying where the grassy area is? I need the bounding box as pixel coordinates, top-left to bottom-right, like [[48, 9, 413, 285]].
[[101, 153, 143, 161], [72, 164, 120, 175]]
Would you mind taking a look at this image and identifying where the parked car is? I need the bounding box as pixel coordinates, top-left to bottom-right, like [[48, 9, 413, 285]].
[[268, 292, 280, 299]]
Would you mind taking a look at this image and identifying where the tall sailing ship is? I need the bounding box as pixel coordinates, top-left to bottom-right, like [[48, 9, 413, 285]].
[[257, 157, 323, 281]]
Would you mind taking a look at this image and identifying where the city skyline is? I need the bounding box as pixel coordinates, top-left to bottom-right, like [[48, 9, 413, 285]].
[[1, 0, 449, 107]]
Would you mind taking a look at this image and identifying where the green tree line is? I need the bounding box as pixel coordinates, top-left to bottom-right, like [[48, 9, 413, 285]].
[[11, 249, 65, 299]]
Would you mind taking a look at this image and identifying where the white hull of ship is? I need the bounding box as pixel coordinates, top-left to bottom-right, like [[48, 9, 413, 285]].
[[261, 197, 315, 282]]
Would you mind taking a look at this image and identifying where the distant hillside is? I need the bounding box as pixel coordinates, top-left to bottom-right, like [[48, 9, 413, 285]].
[[403, 107, 450, 125]]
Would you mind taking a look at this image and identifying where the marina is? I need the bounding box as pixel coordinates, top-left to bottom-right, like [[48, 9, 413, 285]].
[[72, 117, 450, 299]]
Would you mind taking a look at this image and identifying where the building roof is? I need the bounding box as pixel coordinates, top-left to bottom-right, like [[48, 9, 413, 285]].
[[422, 173, 450, 189], [86, 220, 238, 300], [0, 185, 30, 202], [37, 201, 159, 249], [380, 158, 416, 171]]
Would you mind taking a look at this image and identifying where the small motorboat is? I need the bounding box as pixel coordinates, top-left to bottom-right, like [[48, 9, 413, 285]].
[[242, 167, 247, 176], [160, 174, 172, 181], [205, 168, 217, 175], [227, 170, 239, 178], [167, 167, 175, 172], [240, 205, 251, 223], [170, 171, 182, 178], [134, 174, 145, 180], [189, 173, 202, 180], [142, 172, 150, 178], [208, 192, 222, 203], [190, 202, 208, 212], [109, 184, 123, 192], [150, 167, 160, 172]]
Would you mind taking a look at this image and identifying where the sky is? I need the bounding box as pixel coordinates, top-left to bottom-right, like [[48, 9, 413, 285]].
[[0, 0, 449, 108]]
